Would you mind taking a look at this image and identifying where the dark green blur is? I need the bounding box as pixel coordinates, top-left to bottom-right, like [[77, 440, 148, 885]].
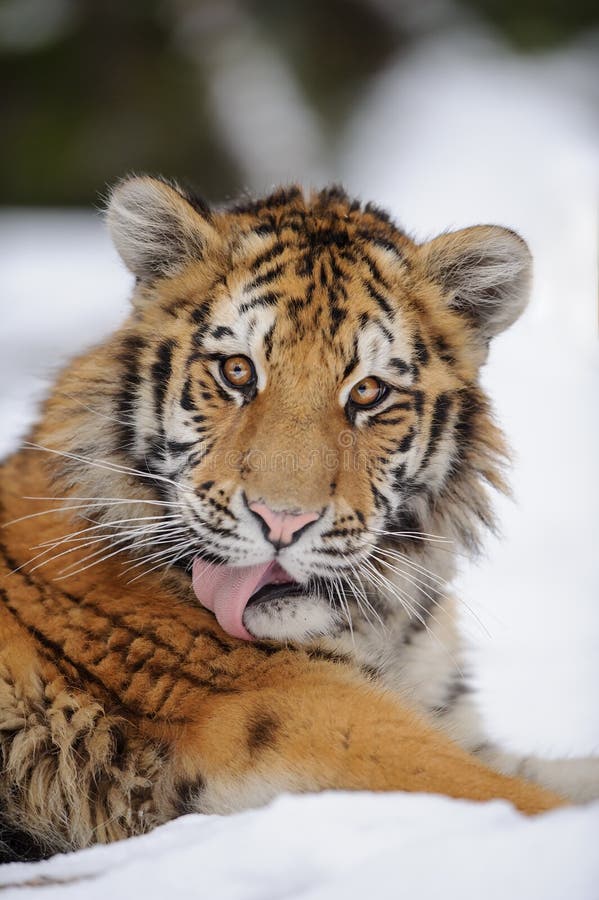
[[1, 0, 596, 206]]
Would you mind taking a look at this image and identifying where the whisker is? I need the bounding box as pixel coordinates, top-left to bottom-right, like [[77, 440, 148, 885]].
[[55, 528, 190, 580], [371, 548, 447, 596], [55, 390, 137, 430], [126, 541, 197, 583], [371, 550, 489, 638], [22, 495, 186, 508], [119, 527, 213, 576], [160, 544, 197, 579], [331, 576, 354, 641], [362, 558, 442, 635], [127, 557, 192, 585], [371, 547, 447, 589], [29, 521, 184, 574], [370, 527, 452, 544], [22, 442, 196, 497], [344, 563, 387, 633], [361, 558, 462, 672], [3, 519, 177, 578], [33, 514, 183, 550], [3, 497, 186, 530], [370, 553, 447, 620]]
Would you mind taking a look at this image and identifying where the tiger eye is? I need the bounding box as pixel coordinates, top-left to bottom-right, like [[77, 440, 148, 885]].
[[349, 376, 387, 408], [221, 355, 255, 388]]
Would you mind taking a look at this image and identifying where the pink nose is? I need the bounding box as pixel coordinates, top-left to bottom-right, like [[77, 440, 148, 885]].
[[249, 502, 320, 547]]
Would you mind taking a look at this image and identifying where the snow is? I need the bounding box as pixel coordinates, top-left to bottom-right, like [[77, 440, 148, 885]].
[[0, 210, 130, 454], [1, 793, 598, 899], [1, 27, 598, 900]]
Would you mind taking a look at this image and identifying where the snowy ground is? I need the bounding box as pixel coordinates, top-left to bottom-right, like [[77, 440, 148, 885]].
[[1, 27, 598, 900], [0, 793, 598, 900]]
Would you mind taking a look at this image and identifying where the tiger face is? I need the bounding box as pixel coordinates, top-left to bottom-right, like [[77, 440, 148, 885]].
[[100, 176, 530, 642]]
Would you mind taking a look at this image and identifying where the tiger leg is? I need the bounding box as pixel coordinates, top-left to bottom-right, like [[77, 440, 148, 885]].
[[430, 686, 599, 804], [477, 748, 599, 804], [0, 620, 563, 859], [172, 660, 565, 817]]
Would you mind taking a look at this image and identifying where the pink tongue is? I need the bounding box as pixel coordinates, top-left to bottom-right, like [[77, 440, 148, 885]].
[[192, 558, 294, 640]]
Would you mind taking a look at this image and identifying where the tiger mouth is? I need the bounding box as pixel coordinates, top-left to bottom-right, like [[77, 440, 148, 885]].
[[191, 557, 302, 641], [246, 581, 305, 607]]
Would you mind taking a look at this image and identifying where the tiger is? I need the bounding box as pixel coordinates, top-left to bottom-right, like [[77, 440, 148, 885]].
[[0, 175, 597, 862]]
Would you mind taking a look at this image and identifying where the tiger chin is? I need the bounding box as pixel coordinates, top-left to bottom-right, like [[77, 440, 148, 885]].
[[0, 175, 597, 862]]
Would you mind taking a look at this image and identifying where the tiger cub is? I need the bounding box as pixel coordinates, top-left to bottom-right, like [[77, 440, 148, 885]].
[[0, 176, 596, 860]]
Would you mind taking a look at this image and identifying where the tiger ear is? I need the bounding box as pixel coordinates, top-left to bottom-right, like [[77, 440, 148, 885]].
[[418, 225, 532, 341], [106, 175, 217, 281]]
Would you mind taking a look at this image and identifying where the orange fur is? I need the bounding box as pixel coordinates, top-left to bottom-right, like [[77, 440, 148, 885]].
[[0, 181, 562, 858]]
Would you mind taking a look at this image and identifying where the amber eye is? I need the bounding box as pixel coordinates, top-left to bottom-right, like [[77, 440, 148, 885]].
[[349, 376, 388, 409], [220, 355, 256, 389]]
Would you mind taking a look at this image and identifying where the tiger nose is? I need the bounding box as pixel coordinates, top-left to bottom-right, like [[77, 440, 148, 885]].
[[248, 501, 320, 548]]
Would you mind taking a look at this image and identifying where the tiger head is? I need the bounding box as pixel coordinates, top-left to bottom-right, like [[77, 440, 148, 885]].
[[45, 176, 531, 643]]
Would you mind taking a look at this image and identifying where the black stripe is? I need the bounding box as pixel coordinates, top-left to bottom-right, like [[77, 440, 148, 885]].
[[0, 583, 149, 719], [181, 377, 196, 412], [329, 255, 344, 283], [246, 712, 280, 754], [387, 507, 425, 544], [363, 280, 394, 318], [238, 292, 280, 315], [342, 342, 359, 381], [330, 305, 347, 336], [264, 323, 275, 361], [412, 390, 424, 417], [371, 484, 391, 518], [115, 335, 147, 452], [384, 401, 412, 414], [166, 440, 197, 456], [318, 184, 350, 205], [151, 339, 177, 425], [434, 335, 456, 365], [363, 203, 393, 225], [250, 241, 287, 270], [371, 415, 407, 427], [374, 320, 394, 343], [412, 331, 430, 366], [356, 245, 394, 291], [190, 305, 209, 328], [370, 236, 406, 263], [454, 386, 483, 448], [397, 427, 416, 453], [206, 369, 238, 404], [175, 776, 207, 815], [211, 325, 234, 339], [389, 357, 410, 376], [430, 676, 470, 716], [244, 263, 284, 293], [420, 393, 452, 470], [287, 296, 308, 319], [391, 463, 407, 489]]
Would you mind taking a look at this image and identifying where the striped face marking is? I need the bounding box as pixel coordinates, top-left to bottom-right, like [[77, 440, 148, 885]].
[[104, 180, 527, 640]]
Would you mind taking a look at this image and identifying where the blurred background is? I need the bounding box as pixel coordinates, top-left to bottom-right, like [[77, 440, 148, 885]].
[[1, 0, 598, 757]]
